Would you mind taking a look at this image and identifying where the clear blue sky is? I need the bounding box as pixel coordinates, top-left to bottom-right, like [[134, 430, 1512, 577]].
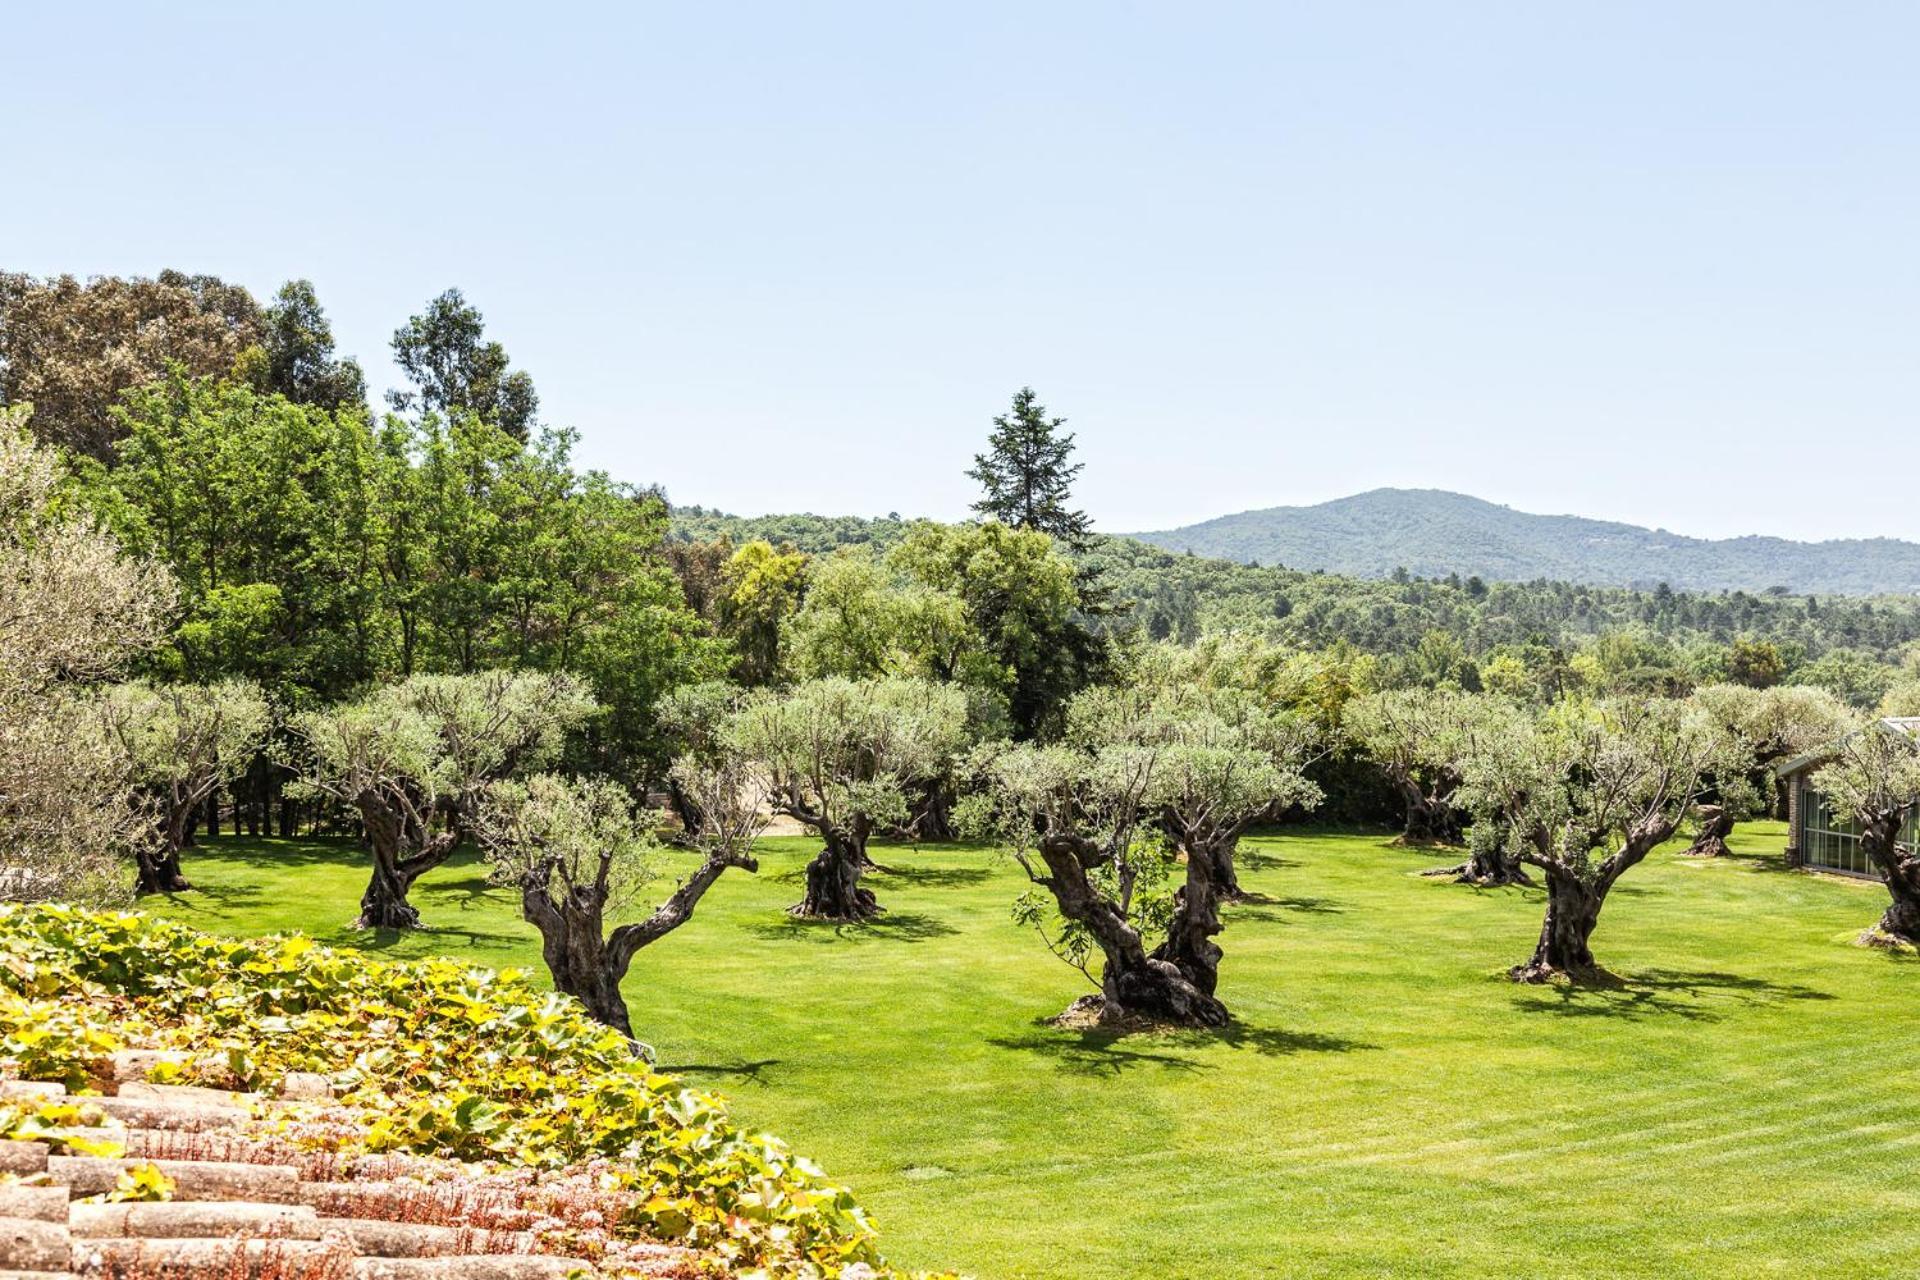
[[5, 3, 1915, 542]]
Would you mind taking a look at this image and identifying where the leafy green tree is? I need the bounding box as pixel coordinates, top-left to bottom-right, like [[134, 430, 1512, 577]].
[[1125, 640, 1324, 899], [100, 679, 272, 894], [968, 671, 1318, 1026], [1727, 636, 1787, 689], [967, 387, 1091, 547], [0, 411, 176, 902], [290, 672, 596, 929], [1811, 719, 1920, 947], [389, 288, 538, 440], [1132, 695, 1320, 989], [1342, 688, 1488, 845], [725, 677, 967, 920], [719, 540, 808, 686], [890, 520, 1104, 739], [1497, 699, 1731, 982], [104, 371, 386, 700], [1793, 647, 1894, 710], [787, 547, 975, 685], [968, 737, 1207, 1022], [250, 279, 366, 412], [1683, 684, 1850, 855], [475, 764, 765, 1039]]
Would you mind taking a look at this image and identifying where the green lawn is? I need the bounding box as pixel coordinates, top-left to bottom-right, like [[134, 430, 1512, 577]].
[[145, 821, 1920, 1280]]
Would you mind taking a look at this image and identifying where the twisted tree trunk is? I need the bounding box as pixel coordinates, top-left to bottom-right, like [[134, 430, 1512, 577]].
[[1032, 831, 1228, 1027], [1394, 776, 1461, 845], [352, 797, 459, 930], [1683, 804, 1735, 857], [791, 819, 880, 920], [1511, 816, 1673, 982], [903, 779, 957, 842], [1207, 837, 1248, 901], [665, 774, 706, 838], [522, 848, 757, 1040], [1430, 822, 1531, 887], [538, 918, 635, 1039], [133, 847, 192, 896], [133, 804, 196, 896], [1510, 868, 1603, 982], [1858, 810, 1920, 947], [1150, 838, 1226, 996]]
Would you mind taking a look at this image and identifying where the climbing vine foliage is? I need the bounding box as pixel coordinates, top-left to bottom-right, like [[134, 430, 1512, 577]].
[[0, 904, 946, 1279]]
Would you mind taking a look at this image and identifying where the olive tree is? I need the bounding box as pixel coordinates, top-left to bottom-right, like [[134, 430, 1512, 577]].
[[1427, 696, 1535, 886], [968, 681, 1319, 1027], [1810, 720, 1920, 948], [969, 735, 1225, 1025], [1137, 689, 1321, 999], [0, 413, 174, 901], [1342, 687, 1483, 844], [1502, 699, 1729, 982], [725, 676, 968, 920], [653, 680, 740, 836], [290, 671, 595, 929], [475, 759, 766, 1039], [1126, 641, 1324, 900], [1685, 684, 1850, 856], [100, 680, 272, 894]]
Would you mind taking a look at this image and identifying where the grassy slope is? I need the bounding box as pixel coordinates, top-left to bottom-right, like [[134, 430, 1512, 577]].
[[146, 822, 1920, 1280]]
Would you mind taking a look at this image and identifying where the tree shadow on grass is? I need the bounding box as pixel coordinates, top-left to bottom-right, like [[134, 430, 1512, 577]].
[[870, 863, 995, 888], [172, 881, 270, 911], [1511, 967, 1836, 1023], [1236, 850, 1302, 874], [187, 836, 366, 869], [344, 921, 528, 953], [658, 1058, 782, 1085], [1708, 850, 1799, 876], [742, 911, 958, 945], [990, 1016, 1375, 1076], [1229, 894, 1344, 923], [986, 1026, 1214, 1076], [417, 871, 501, 908]]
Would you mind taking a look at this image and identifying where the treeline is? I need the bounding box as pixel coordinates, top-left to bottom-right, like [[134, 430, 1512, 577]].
[[671, 507, 1920, 710]]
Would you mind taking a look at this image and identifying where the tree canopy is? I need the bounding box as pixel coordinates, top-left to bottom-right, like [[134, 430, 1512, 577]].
[[968, 387, 1091, 548]]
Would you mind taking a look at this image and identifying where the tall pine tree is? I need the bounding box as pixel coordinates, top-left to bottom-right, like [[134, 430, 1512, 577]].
[[968, 387, 1092, 548]]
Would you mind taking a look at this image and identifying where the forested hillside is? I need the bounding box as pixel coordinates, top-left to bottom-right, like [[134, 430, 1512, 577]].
[[1125, 487, 1920, 596], [670, 505, 1920, 704]]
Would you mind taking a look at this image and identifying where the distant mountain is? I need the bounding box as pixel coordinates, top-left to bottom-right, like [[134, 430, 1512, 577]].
[[1126, 489, 1920, 596]]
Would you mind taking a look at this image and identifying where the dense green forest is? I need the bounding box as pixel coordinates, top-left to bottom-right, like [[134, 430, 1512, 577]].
[[1126, 486, 1920, 596]]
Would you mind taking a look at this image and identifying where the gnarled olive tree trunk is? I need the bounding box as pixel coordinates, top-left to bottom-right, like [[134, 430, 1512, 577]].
[[522, 849, 757, 1040], [1510, 867, 1604, 982], [1393, 774, 1462, 845], [1034, 831, 1228, 1027], [353, 797, 459, 930], [1683, 803, 1735, 857], [1511, 815, 1673, 983], [792, 817, 880, 921], [1150, 837, 1227, 997], [1430, 821, 1531, 887], [1857, 811, 1920, 947], [1202, 835, 1249, 901], [133, 847, 192, 896], [133, 802, 197, 896], [901, 778, 957, 842]]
